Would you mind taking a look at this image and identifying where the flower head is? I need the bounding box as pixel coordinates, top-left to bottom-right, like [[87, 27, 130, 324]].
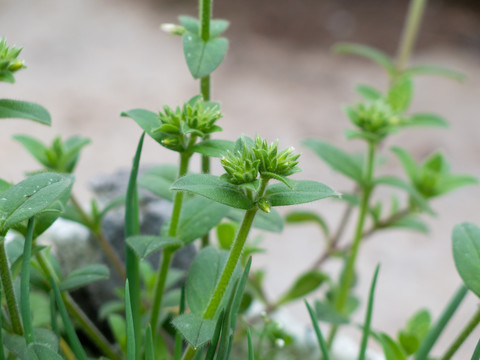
[[221, 145, 259, 185], [0, 38, 26, 83], [252, 136, 300, 177]]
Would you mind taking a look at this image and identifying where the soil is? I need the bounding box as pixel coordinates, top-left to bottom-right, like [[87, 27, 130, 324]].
[[1, 0, 480, 357]]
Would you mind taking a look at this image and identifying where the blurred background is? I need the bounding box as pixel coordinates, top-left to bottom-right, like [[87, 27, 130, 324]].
[[1, 0, 480, 357]]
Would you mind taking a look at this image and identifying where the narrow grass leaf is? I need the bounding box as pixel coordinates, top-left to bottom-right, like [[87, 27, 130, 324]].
[[471, 336, 480, 360], [452, 223, 480, 297], [125, 280, 136, 360], [126, 235, 181, 260], [20, 218, 35, 345], [0, 99, 51, 125], [333, 43, 396, 76], [50, 276, 88, 360], [358, 265, 380, 360], [302, 139, 364, 183], [204, 310, 225, 360], [145, 325, 155, 360], [305, 300, 330, 360], [265, 180, 339, 207], [59, 264, 109, 291], [171, 174, 254, 210], [171, 313, 216, 348], [247, 329, 255, 360]]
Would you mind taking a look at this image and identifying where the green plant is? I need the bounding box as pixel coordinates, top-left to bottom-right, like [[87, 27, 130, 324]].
[[0, 0, 479, 359]]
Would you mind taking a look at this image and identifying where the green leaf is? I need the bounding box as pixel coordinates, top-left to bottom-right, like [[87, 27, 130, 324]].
[[216, 222, 237, 250], [391, 147, 418, 182], [265, 180, 339, 207], [333, 43, 396, 76], [377, 333, 407, 360], [177, 197, 228, 243], [171, 313, 216, 348], [0, 99, 51, 125], [452, 223, 480, 298], [305, 300, 331, 360], [436, 174, 478, 196], [3, 329, 59, 359], [398, 309, 431, 355], [389, 217, 429, 234], [285, 210, 329, 237], [303, 139, 364, 183], [358, 265, 380, 360], [13, 135, 50, 168], [186, 246, 239, 316], [171, 174, 254, 210], [407, 113, 448, 128], [227, 207, 283, 233], [0, 173, 73, 233], [402, 64, 466, 82], [314, 301, 349, 325], [374, 176, 432, 214], [277, 270, 327, 306], [183, 32, 228, 79], [192, 139, 236, 158], [210, 19, 230, 37], [387, 76, 413, 112], [139, 165, 177, 202], [126, 235, 181, 260], [121, 109, 162, 144], [178, 16, 230, 38], [26, 344, 64, 360], [355, 85, 383, 100], [125, 281, 136, 360], [60, 264, 109, 292], [145, 325, 155, 360]]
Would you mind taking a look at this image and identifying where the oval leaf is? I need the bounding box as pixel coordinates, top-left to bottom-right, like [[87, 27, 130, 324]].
[[0, 173, 73, 232], [127, 235, 181, 260], [139, 164, 178, 201], [277, 270, 327, 306], [452, 223, 480, 298], [171, 313, 216, 348], [0, 99, 51, 125], [121, 109, 162, 144], [265, 180, 339, 207], [192, 139, 235, 158], [171, 174, 254, 210], [60, 264, 110, 292], [183, 32, 228, 79], [26, 343, 64, 360]]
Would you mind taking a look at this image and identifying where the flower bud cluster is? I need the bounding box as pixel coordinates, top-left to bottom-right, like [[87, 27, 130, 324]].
[[221, 136, 301, 186], [154, 97, 222, 151], [0, 39, 25, 83], [415, 153, 445, 198], [348, 99, 400, 139], [252, 136, 300, 177]]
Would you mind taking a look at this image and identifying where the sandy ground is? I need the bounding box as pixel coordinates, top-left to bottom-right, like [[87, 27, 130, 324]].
[[1, 0, 480, 357]]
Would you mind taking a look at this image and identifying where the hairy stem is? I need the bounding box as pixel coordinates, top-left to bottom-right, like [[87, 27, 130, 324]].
[[440, 306, 480, 360], [150, 152, 190, 332], [329, 141, 376, 346], [396, 0, 428, 71], [0, 235, 23, 335]]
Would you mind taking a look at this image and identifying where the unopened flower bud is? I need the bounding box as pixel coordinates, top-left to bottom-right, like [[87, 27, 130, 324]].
[[257, 198, 271, 213], [160, 23, 187, 36]]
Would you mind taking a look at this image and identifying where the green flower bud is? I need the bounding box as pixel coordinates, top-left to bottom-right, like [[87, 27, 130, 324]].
[[257, 198, 271, 213], [347, 100, 399, 140], [160, 23, 187, 36], [252, 136, 300, 177], [221, 147, 259, 185], [0, 38, 26, 83]]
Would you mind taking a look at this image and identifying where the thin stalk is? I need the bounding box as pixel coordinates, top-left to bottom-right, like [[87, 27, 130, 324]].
[[70, 194, 126, 279], [150, 152, 190, 333], [20, 218, 35, 344], [0, 235, 23, 335], [35, 252, 121, 360], [329, 141, 376, 346], [414, 285, 468, 360], [440, 307, 480, 360], [396, 0, 428, 71], [182, 178, 269, 360]]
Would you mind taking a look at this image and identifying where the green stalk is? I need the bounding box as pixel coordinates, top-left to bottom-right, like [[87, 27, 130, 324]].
[[0, 282, 5, 360], [35, 252, 121, 360], [358, 265, 380, 360], [150, 151, 190, 333], [0, 235, 23, 335], [440, 306, 480, 360], [125, 132, 145, 360], [414, 285, 468, 360], [329, 141, 376, 345], [396, 0, 428, 71], [20, 218, 35, 344], [182, 178, 269, 360]]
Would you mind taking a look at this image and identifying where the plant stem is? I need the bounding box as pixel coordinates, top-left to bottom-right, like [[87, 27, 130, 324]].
[[396, 0, 428, 71], [20, 218, 35, 344], [440, 306, 480, 360], [329, 141, 376, 346], [0, 235, 23, 335], [70, 194, 126, 279], [150, 152, 190, 333], [35, 252, 121, 360]]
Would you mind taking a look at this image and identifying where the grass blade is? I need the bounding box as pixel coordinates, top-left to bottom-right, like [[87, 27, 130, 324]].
[[125, 280, 136, 360], [247, 329, 255, 360], [145, 324, 155, 360], [358, 264, 380, 360], [174, 283, 186, 360], [20, 218, 35, 344], [125, 132, 145, 360], [414, 285, 468, 360], [305, 300, 330, 360], [204, 310, 225, 360], [471, 335, 480, 360], [50, 276, 88, 360]]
